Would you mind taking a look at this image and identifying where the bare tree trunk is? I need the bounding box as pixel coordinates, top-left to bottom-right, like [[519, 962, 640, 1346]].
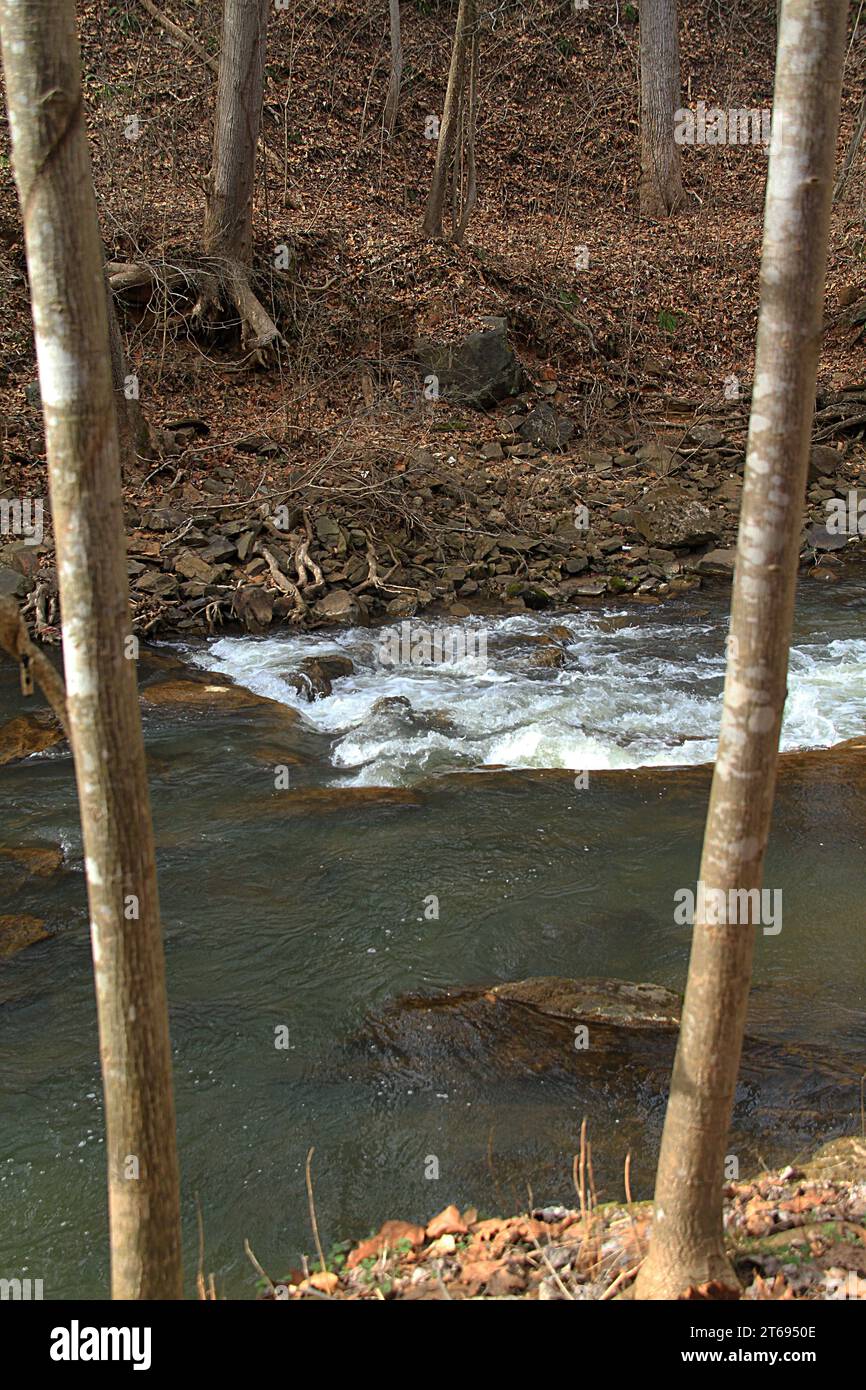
[[639, 0, 683, 218], [0, 0, 183, 1299], [202, 0, 284, 362], [384, 0, 403, 141], [105, 273, 154, 472], [834, 91, 866, 203], [422, 0, 478, 241], [634, 0, 846, 1300]]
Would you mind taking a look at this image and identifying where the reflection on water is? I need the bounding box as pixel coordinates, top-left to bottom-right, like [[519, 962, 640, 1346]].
[[0, 583, 864, 1297]]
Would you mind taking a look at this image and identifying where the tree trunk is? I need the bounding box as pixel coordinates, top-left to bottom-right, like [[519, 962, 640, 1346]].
[[639, 0, 683, 218], [634, 0, 846, 1300], [422, 0, 478, 241], [105, 273, 153, 472], [202, 0, 284, 361], [0, 0, 183, 1300], [384, 0, 403, 141]]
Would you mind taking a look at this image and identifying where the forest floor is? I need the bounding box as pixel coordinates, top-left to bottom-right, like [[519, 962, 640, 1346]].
[[258, 1137, 866, 1301], [1, 0, 866, 645]]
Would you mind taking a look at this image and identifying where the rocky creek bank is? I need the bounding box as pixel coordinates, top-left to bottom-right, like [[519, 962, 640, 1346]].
[[5, 326, 866, 642]]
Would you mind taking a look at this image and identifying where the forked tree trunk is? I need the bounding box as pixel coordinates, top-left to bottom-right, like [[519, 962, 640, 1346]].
[[0, 0, 183, 1299], [639, 0, 683, 218], [202, 0, 284, 361], [384, 0, 403, 141], [634, 0, 846, 1300], [422, 0, 478, 241]]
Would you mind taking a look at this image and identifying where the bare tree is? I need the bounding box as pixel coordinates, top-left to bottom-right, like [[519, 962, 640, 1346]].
[[635, 0, 846, 1299], [422, 0, 479, 242], [639, 0, 683, 218], [105, 274, 154, 473], [0, 0, 183, 1299], [200, 0, 284, 362], [384, 0, 403, 141]]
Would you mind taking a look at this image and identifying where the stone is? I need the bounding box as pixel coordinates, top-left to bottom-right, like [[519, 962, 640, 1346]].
[[414, 326, 526, 408], [694, 548, 737, 576], [805, 524, 849, 552], [0, 714, 63, 764], [232, 585, 274, 633], [311, 589, 360, 624], [809, 446, 842, 482], [0, 845, 64, 878], [0, 914, 50, 959], [560, 577, 606, 597], [292, 653, 354, 700], [630, 484, 718, 550], [636, 441, 679, 473], [0, 565, 31, 598], [173, 549, 217, 584], [140, 677, 299, 725], [517, 403, 575, 452]]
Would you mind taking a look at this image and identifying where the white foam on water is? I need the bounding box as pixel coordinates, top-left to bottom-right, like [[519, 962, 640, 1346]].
[[180, 607, 866, 786]]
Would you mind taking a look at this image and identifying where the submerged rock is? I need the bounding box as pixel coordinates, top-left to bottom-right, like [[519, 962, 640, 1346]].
[[0, 845, 64, 880], [0, 713, 64, 764], [0, 914, 51, 959], [341, 977, 859, 1164], [139, 675, 299, 725]]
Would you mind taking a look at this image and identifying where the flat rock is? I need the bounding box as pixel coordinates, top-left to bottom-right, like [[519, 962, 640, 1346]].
[[0, 713, 64, 764], [694, 547, 737, 576], [140, 677, 299, 725], [0, 914, 51, 959]]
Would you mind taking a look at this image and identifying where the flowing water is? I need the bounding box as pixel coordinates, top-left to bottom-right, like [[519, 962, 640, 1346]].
[[1, 581, 865, 1298]]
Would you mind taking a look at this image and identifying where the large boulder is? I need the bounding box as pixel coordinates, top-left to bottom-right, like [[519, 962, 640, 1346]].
[[414, 326, 526, 408]]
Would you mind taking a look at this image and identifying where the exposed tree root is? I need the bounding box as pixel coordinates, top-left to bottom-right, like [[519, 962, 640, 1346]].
[[108, 256, 287, 367]]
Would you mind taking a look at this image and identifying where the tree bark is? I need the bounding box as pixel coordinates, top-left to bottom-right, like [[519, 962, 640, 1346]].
[[202, 0, 284, 360], [422, 0, 478, 240], [105, 272, 153, 472], [634, 0, 846, 1300], [0, 0, 183, 1299], [384, 0, 403, 141], [639, 0, 683, 218]]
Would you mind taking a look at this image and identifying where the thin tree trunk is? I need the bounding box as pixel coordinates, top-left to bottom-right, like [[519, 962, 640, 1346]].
[[634, 0, 846, 1300], [202, 0, 284, 360], [105, 273, 153, 471], [384, 0, 403, 141], [0, 0, 183, 1299], [834, 91, 866, 203], [639, 0, 683, 218], [422, 0, 477, 240]]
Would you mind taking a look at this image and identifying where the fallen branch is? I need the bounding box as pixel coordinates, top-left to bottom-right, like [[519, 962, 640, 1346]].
[[135, 0, 219, 75], [0, 594, 69, 735]]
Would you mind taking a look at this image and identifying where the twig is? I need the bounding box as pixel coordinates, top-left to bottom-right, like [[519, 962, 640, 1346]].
[[305, 1146, 328, 1277], [243, 1237, 277, 1295]]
